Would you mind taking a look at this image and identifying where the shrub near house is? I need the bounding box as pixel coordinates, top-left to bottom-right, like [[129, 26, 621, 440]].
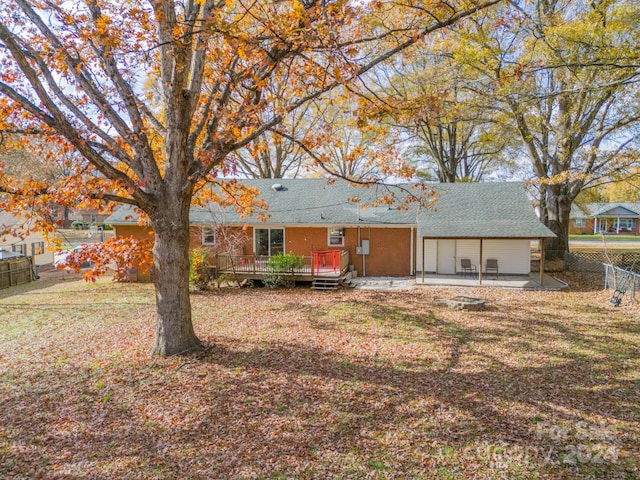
[[263, 253, 305, 288], [189, 247, 212, 290]]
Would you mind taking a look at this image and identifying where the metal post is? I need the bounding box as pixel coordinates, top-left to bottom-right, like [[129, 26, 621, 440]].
[[539, 238, 545, 286], [421, 237, 425, 283], [478, 239, 483, 285]]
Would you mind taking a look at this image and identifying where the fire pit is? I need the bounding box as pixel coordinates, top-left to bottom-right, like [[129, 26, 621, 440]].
[[435, 295, 486, 311]]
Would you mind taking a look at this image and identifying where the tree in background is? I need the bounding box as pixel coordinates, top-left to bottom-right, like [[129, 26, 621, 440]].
[[371, 47, 513, 182], [602, 176, 640, 202], [0, 0, 499, 355], [577, 161, 640, 203], [451, 0, 640, 255], [0, 134, 83, 228], [230, 82, 313, 179], [295, 87, 404, 181]]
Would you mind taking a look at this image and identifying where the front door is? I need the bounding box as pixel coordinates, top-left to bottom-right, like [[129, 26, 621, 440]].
[[437, 239, 456, 274], [255, 228, 284, 256]]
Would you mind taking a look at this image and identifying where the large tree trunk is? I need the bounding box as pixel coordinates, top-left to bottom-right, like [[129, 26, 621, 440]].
[[542, 184, 572, 259], [149, 201, 201, 356]]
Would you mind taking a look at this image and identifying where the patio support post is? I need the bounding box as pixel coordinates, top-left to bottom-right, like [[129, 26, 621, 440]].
[[421, 237, 425, 283], [616, 217, 620, 233], [594, 217, 598, 234], [539, 237, 545, 286], [479, 239, 483, 285]]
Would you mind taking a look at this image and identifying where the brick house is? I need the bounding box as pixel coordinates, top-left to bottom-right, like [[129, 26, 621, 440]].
[[570, 203, 640, 235], [106, 179, 554, 282]]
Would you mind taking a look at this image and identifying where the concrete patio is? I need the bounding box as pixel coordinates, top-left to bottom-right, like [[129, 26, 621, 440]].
[[351, 273, 568, 291], [415, 272, 568, 290]]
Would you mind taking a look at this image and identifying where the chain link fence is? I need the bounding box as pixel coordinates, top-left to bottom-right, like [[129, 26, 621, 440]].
[[568, 251, 640, 270], [564, 251, 639, 303]]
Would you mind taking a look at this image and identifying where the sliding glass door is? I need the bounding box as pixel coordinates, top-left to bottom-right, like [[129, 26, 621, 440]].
[[254, 228, 284, 256]]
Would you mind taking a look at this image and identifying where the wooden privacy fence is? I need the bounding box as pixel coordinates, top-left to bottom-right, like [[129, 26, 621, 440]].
[[0, 257, 36, 289]]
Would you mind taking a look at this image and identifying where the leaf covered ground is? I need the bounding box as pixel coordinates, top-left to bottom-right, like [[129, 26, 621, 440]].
[[0, 273, 638, 479]]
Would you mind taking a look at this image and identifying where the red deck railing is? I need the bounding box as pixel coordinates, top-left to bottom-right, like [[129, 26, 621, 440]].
[[312, 250, 342, 274]]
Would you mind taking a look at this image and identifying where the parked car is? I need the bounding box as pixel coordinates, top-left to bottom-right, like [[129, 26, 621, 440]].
[[54, 245, 92, 268], [71, 220, 90, 230]]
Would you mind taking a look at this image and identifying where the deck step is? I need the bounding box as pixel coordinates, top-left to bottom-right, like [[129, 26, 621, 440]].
[[311, 277, 340, 291]]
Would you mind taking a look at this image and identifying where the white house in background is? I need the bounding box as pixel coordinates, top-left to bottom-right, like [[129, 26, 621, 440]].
[[0, 212, 54, 267]]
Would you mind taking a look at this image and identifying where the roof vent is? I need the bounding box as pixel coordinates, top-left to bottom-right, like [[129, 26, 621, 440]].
[[271, 183, 284, 191]]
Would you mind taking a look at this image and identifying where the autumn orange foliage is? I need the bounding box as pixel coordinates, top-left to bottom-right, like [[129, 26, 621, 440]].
[[0, 0, 502, 355]]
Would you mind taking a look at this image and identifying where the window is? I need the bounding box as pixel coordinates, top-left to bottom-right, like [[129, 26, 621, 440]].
[[201, 227, 216, 245], [619, 218, 636, 230], [574, 218, 585, 228], [31, 241, 45, 256], [328, 227, 345, 246], [255, 228, 284, 256], [12, 244, 27, 255]]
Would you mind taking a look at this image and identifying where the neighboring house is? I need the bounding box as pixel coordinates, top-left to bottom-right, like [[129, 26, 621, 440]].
[[68, 208, 111, 226], [570, 203, 640, 235], [0, 212, 54, 267], [106, 179, 555, 283]]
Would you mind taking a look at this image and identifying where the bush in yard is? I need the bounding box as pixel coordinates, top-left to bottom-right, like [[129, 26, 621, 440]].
[[263, 252, 304, 289], [189, 248, 212, 291]]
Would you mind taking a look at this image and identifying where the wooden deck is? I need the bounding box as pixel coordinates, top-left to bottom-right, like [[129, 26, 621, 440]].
[[215, 250, 350, 282]]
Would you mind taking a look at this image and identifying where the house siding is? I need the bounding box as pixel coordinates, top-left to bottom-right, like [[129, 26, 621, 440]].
[[456, 240, 480, 273], [0, 231, 54, 267], [569, 218, 594, 235], [187, 225, 414, 277], [112, 225, 154, 281], [118, 221, 535, 279], [284, 227, 332, 254], [350, 227, 413, 277], [420, 239, 438, 273], [482, 239, 531, 275], [418, 238, 531, 275], [189, 225, 252, 257]]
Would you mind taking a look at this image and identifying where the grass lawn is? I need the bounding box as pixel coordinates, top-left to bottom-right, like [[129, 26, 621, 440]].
[[0, 273, 638, 479]]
